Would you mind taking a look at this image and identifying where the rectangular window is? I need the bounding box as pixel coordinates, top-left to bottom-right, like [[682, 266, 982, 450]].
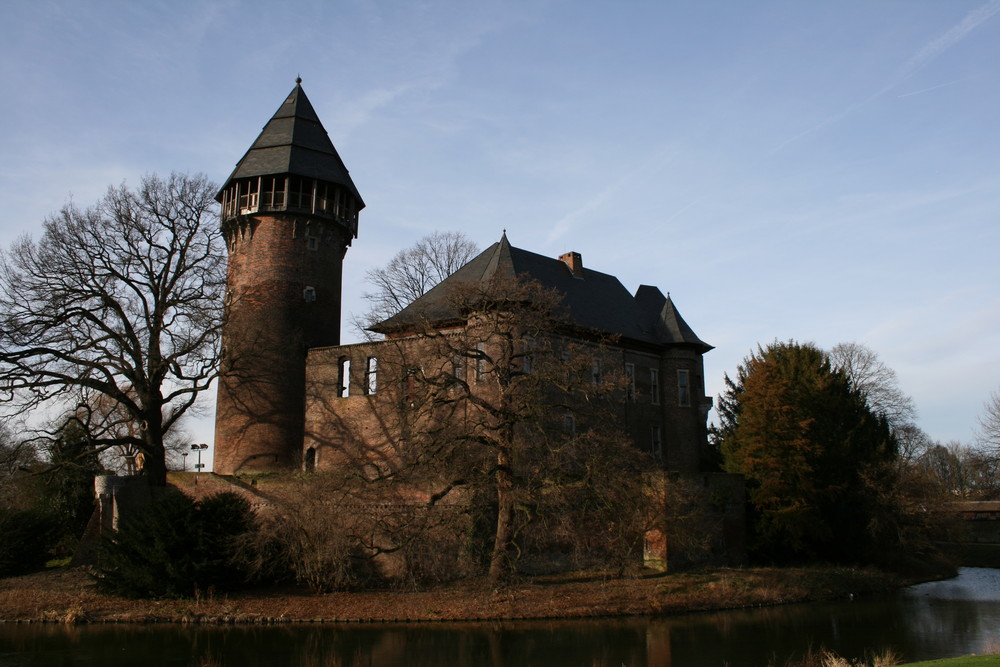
[[316, 183, 330, 214], [452, 354, 465, 383], [475, 342, 487, 382], [238, 178, 259, 214], [650, 368, 660, 405], [678, 369, 691, 407], [591, 359, 602, 385], [651, 425, 662, 461], [365, 357, 378, 395], [625, 363, 635, 400], [337, 358, 350, 398], [404, 368, 418, 404], [562, 413, 576, 437], [262, 176, 286, 209], [521, 336, 534, 374], [288, 177, 312, 211]]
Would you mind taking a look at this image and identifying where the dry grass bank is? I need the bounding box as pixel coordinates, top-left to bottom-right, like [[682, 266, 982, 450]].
[[0, 565, 915, 625]]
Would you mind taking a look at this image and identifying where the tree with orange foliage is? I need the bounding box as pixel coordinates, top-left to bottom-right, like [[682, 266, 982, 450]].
[[716, 341, 896, 563]]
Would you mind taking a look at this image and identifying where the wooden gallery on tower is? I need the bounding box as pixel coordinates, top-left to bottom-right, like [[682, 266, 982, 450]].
[[212, 80, 743, 568]]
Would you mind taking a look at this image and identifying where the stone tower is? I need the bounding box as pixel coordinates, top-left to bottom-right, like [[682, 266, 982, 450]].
[[213, 79, 364, 474]]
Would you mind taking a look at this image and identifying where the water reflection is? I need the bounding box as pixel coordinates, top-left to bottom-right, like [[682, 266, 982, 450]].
[[3, 568, 1000, 667]]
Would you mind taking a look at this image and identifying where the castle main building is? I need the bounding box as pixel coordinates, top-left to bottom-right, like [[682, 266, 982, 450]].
[[213, 82, 715, 478]]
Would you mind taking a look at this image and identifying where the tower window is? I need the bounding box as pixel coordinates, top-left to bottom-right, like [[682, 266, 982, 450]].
[[303, 286, 316, 302], [316, 183, 330, 215], [288, 177, 312, 211], [262, 176, 286, 209], [678, 369, 691, 407], [238, 179, 259, 214], [306, 235, 319, 251], [650, 368, 660, 405]]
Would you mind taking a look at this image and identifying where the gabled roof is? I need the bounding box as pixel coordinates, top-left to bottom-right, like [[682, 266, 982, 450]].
[[218, 79, 364, 205], [372, 234, 712, 352]]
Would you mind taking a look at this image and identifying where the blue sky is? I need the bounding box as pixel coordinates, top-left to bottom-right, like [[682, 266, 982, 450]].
[[2, 0, 998, 453]]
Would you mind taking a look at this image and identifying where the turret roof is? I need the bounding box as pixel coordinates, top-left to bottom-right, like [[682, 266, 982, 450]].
[[218, 79, 364, 206]]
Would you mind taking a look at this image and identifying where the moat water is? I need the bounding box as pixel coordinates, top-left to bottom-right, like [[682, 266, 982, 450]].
[[3, 568, 1000, 666]]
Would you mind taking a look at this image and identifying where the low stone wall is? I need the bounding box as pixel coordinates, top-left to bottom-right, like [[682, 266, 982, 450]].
[[951, 501, 1000, 544]]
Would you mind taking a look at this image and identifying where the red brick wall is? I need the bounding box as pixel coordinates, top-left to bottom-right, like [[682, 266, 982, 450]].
[[214, 213, 350, 474]]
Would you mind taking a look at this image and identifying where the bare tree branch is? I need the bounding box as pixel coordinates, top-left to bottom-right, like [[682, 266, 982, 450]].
[[0, 173, 224, 485], [978, 387, 1000, 453], [352, 231, 479, 337], [829, 342, 917, 432]]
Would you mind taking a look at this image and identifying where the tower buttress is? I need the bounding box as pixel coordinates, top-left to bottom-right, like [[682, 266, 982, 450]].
[[213, 79, 364, 474]]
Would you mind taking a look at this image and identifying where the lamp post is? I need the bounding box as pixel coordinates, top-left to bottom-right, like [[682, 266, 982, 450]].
[[181, 452, 188, 472], [190, 443, 208, 472]]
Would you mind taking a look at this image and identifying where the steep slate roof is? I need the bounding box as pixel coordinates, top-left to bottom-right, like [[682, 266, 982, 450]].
[[218, 79, 364, 206], [373, 234, 712, 351]]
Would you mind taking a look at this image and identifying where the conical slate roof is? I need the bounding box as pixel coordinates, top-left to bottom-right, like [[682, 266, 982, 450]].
[[634, 285, 713, 351], [218, 79, 364, 206], [373, 234, 711, 351]]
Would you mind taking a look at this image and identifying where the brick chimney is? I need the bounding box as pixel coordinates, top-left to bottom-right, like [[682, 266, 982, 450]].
[[559, 251, 584, 278]]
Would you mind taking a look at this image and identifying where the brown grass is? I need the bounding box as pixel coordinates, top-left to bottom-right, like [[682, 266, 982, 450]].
[[0, 565, 914, 625], [775, 647, 901, 667]]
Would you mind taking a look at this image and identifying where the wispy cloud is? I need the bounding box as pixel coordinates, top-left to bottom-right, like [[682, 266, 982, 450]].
[[544, 144, 679, 246], [894, 0, 1000, 84], [764, 0, 1000, 159], [896, 75, 978, 98]]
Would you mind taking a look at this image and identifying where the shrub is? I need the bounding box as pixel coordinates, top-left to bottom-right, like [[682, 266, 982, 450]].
[[94, 491, 255, 598], [0, 508, 61, 577], [241, 497, 382, 593]]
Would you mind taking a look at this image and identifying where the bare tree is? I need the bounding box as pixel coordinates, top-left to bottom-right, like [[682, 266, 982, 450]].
[[978, 388, 1000, 453], [69, 391, 190, 474], [894, 422, 934, 463], [0, 173, 224, 486], [316, 275, 653, 584], [0, 420, 40, 509], [353, 231, 479, 335], [829, 342, 917, 431]]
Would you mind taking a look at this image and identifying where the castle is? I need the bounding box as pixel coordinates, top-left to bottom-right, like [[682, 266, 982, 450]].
[[212, 80, 717, 480]]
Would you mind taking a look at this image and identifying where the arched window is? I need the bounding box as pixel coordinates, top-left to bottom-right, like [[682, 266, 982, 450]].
[[304, 447, 316, 473]]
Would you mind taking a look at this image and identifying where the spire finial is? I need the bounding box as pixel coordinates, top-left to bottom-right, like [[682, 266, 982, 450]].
[[296, 75, 302, 85]]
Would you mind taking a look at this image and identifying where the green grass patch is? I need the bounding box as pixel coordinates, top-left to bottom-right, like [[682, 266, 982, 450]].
[[903, 657, 1000, 666]]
